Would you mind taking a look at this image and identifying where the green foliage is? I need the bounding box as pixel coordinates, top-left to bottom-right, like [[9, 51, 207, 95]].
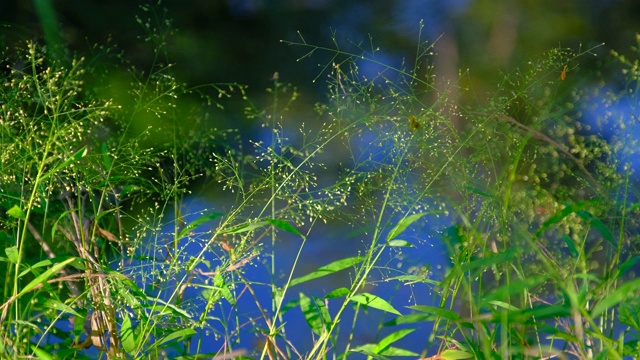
[[1, 4, 640, 360]]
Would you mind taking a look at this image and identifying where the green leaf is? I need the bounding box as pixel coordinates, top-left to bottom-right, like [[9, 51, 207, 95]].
[[409, 305, 461, 321], [384, 313, 434, 326], [18, 257, 76, 298], [265, 218, 304, 237], [459, 248, 517, 273], [5, 246, 19, 264], [481, 275, 548, 305], [31, 346, 53, 360], [464, 185, 495, 198], [349, 344, 391, 360], [289, 256, 364, 287], [591, 278, 640, 318], [101, 142, 112, 169], [6, 205, 26, 220], [535, 201, 597, 239], [221, 221, 269, 234], [387, 239, 414, 247], [40, 146, 87, 181], [145, 296, 192, 318], [441, 349, 475, 359], [507, 303, 571, 323], [43, 299, 80, 317], [387, 212, 428, 241], [178, 211, 224, 239], [120, 312, 136, 354], [351, 344, 418, 358], [299, 292, 326, 335], [373, 328, 416, 353], [617, 256, 640, 279], [561, 235, 579, 258], [351, 293, 401, 315], [156, 328, 196, 347], [323, 287, 350, 299], [576, 210, 615, 247], [215, 272, 235, 305]]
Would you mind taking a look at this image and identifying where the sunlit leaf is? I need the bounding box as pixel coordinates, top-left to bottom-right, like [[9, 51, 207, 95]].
[[18, 257, 76, 297], [220, 221, 268, 234], [323, 287, 349, 299], [351, 343, 418, 358], [155, 328, 196, 347], [386, 212, 427, 241], [120, 312, 136, 354], [4, 246, 19, 264], [6, 205, 26, 220], [387, 239, 414, 247], [441, 349, 475, 359], [351, 293, 401, 315], [289, 257, 363, 287], [44, 299, 80, 317], [31, 346, 53, 360], [299, 292, 325, 335]]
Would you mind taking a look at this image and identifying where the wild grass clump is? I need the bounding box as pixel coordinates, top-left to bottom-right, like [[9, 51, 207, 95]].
[[2, 5, 640, 359]]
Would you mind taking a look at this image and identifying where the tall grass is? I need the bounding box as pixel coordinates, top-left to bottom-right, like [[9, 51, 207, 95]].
[[1, 5, 640, 359]]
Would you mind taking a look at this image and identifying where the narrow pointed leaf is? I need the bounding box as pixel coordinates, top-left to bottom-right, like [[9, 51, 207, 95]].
[[289, 256, 363, 287], [481, 275, 548, 305], [40, 146, 87, 181], [441, 349, 475, 359], [18, 257, 76, 297], [591, 278, 640, 318], [351, 293, 401, 315], [178, 212, 224, 239], [387, 212, 427, 241], [576, 210, 615, 247], [387, 239, 414, 247], [266, 218, 303, 237], [221, 221, 269, 234], [535, 201, 597, 238], [409, 305, 461, 321], [156, 328, 196, 347], [561, 235, 579, 258], [373, 328, 416, 353]]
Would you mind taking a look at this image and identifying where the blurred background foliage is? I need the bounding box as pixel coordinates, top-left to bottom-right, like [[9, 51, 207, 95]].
[[1, 0, 639, 112]]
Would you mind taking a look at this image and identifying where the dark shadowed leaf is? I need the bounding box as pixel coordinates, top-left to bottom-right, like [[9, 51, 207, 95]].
[[409, 305, 461, 321], [373, 328, 416, 353], [266, 218, 304, 237], [178, 211, 224, 239]]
